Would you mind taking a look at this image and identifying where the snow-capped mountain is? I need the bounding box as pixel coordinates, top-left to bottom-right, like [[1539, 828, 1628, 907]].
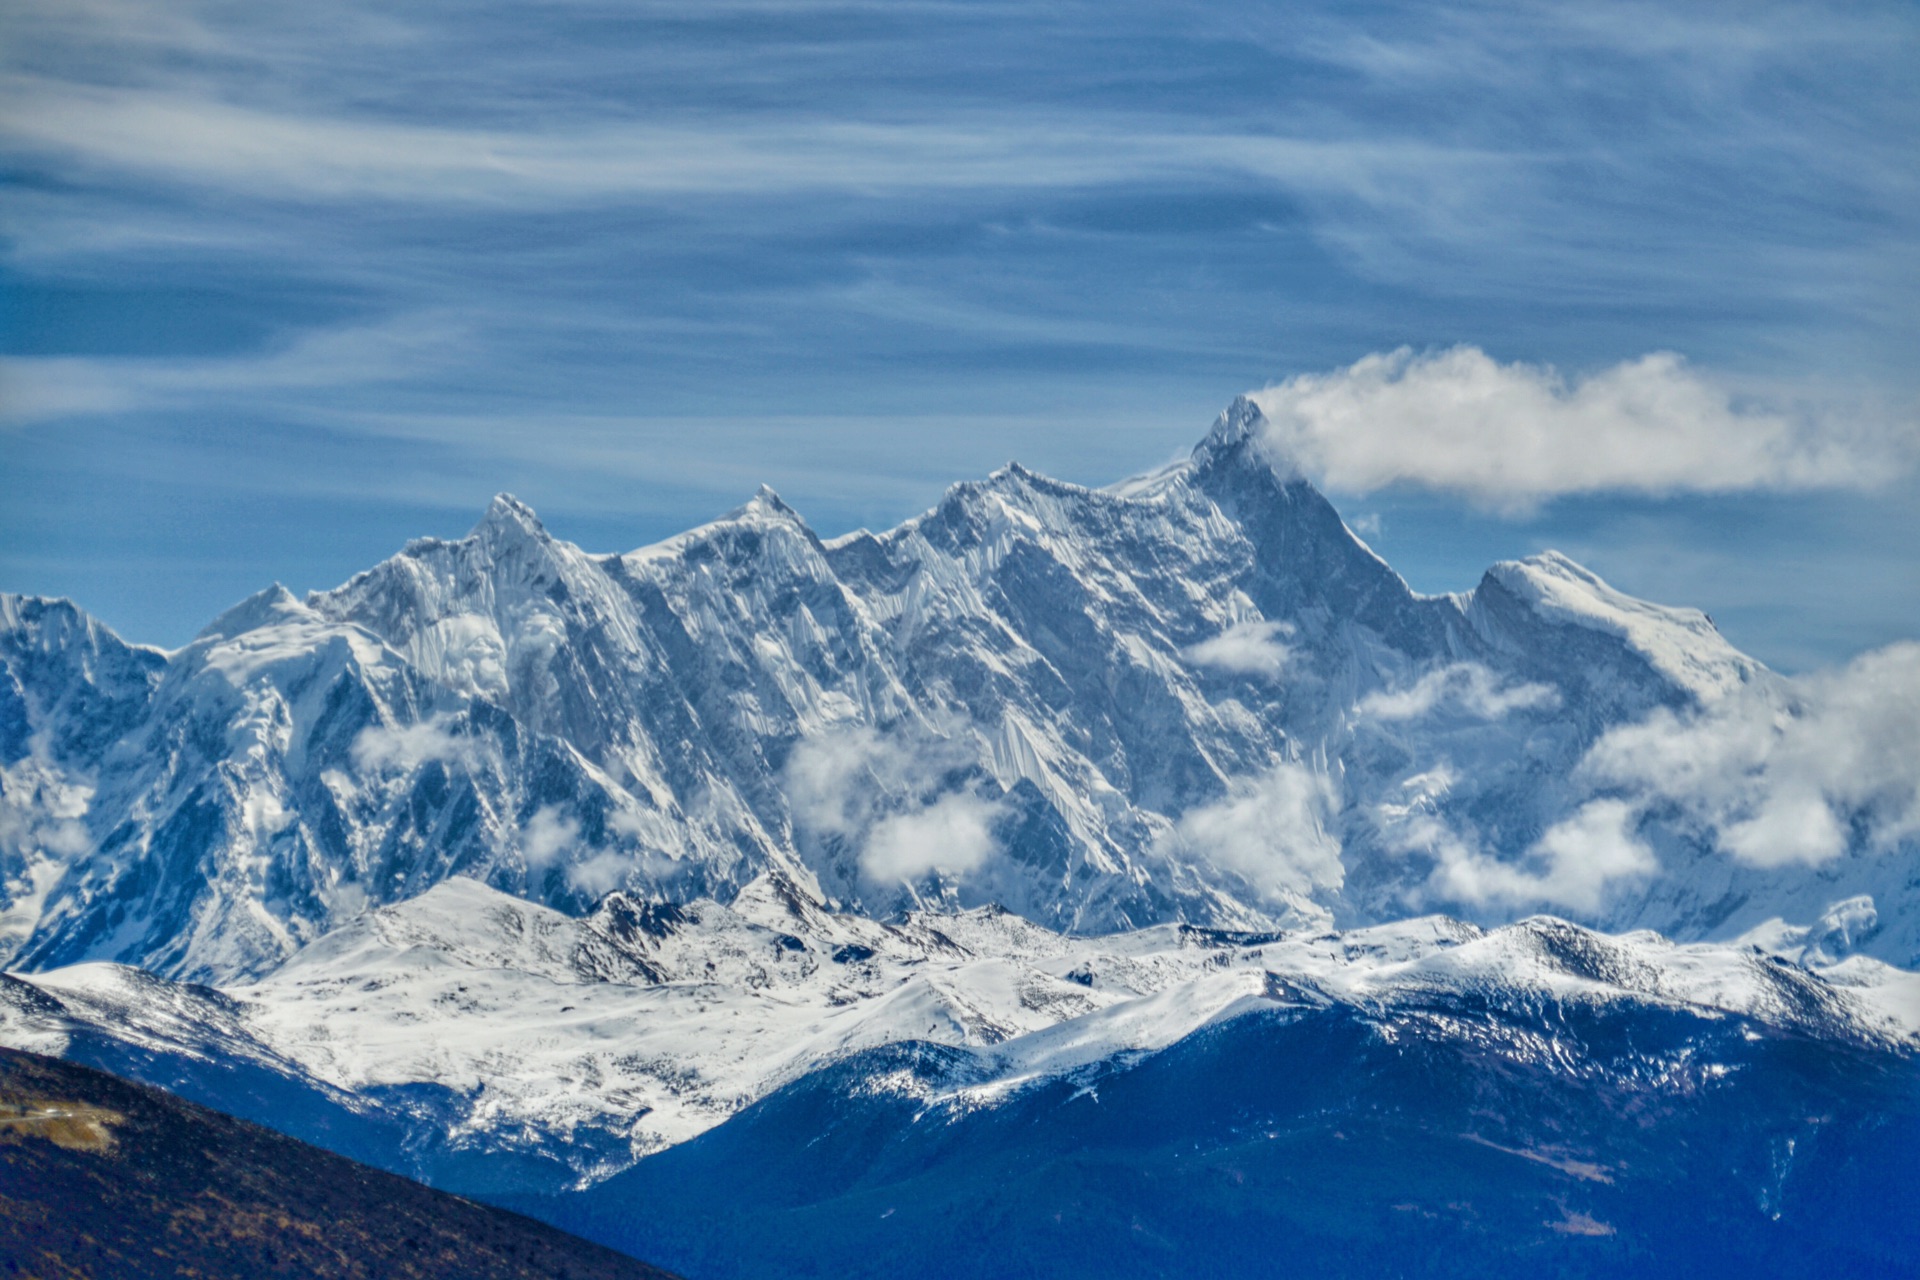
[[3, 398, 1912, 985]]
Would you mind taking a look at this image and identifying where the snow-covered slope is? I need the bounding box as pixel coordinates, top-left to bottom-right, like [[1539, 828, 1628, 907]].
[[4, 873, 1913, 1192], [3, 584, 669, 982], [0, 596, 167, 964], [1, 398, 1913, 985]]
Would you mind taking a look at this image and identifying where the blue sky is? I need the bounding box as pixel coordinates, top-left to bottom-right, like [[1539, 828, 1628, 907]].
[[2, 0, 1915, 669]]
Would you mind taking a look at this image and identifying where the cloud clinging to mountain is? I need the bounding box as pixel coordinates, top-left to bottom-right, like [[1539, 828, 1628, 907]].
[[1249, 347, 1915, 510]]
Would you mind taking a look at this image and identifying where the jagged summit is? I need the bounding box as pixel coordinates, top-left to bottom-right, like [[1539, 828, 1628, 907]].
[[4, 412, 1915, 1280], [727, 483, 806, 525], [1192, 393, 1264, 455], [472, 492, 547, 539], [0, 593, 117, 643], [1187, 393, 1316, 484]]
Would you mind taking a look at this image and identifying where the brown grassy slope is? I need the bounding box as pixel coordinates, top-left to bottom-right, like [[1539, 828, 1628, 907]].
[[0, 1046, 681, 1280]]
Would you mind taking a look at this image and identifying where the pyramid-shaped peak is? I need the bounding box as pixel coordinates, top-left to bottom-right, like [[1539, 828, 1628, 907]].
[[198, 583, 314, 642], [1190, 395, 1314, 486], [1192, 396, 1271, 470], [973, 460, 1090, 500], [982, 460, 1089, 498], [470, 493, 548, 541], [728, 484, 806, 525], [1202, 395, 1267, 449]]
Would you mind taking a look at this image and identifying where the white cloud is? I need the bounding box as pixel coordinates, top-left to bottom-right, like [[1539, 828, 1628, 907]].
[[520, 804, 578, 868], [861, 791, 1001, 882], [1411, 800, 1657, 914], [1183, 619, 1292, 677], [1358, 663, 1558, 722], [564, 849, 631, 897], [1582, 642, 1920, 867], [609, 806, 680, 849], [240, 789, 293, 842], [1162, 762, 1344, 901], [784, 723, 1005, 884], [0, 753, 92, 959], [518, 805, 680, 895], [1247, 347, 1911, 510], [1378, 644, 1920, 910], [0, 753, 93, 862], [783, 724, 891, 841], [350, 713, 480, 774]]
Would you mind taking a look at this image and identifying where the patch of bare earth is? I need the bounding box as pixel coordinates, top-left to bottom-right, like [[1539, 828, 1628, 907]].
[[1549, 1208, 1617, 1237], [0, 1099, 122, 1152]]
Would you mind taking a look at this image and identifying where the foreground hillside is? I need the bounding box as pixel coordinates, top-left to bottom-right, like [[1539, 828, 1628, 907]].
[[0, 1047, 679, 1280]]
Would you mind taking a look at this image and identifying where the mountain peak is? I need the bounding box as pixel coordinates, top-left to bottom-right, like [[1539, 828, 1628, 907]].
[[12, 394, 1888, 1000], [1477, 551, 1763, 700], [1192, 394, 1263, 458], [196, 584, 313, 642], [727, 485, 806, 526], [471, 493, 547, 542], [1190, 395, 1310, 486], [1484, 551, 1678, 622], [0, 594, 122, 652]]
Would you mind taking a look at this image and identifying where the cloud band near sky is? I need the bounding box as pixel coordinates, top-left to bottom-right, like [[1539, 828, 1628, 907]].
[[1248, 347, 1915, 510], [0, 74, 1498, 210]]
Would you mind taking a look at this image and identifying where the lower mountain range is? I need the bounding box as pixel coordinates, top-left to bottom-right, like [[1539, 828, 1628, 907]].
[[3, 399, 1917, 1275]]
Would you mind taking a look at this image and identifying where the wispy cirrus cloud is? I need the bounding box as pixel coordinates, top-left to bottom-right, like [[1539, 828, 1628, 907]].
[[1, 314, 471, 424], [0, 73, 1508, 215]]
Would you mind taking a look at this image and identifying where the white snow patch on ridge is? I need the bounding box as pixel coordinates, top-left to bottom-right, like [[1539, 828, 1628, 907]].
[[1484, 551, 1760, 701]]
